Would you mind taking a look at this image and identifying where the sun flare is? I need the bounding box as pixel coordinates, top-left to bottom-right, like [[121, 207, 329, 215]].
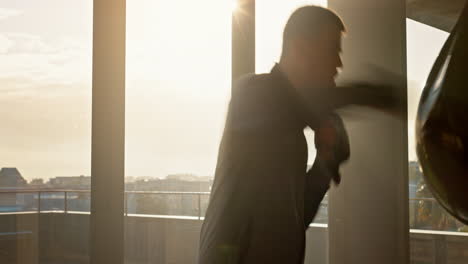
[[231, 0, 239, 13]]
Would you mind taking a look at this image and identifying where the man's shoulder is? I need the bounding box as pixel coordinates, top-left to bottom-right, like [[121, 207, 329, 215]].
[[231, 72, 278, 111], [228, 72, 280, 133], [232, 72, 273, 98]]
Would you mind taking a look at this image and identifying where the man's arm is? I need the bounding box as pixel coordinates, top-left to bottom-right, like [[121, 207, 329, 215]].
[[324, 83, 403, 115], [304, 114, 350, 229]]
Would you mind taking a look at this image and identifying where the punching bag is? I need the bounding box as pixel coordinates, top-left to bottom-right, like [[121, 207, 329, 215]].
[[416, 3, 468, 224]]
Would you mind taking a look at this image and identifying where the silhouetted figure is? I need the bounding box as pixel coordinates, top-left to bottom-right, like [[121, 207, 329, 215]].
[[199, 6, 399, 264]]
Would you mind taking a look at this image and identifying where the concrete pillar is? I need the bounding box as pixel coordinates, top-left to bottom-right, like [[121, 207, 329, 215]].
[[326, 0, 409, 263], [90, 0, 126, 263]]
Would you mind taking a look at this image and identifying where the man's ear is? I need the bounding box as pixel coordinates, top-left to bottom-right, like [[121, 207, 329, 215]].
[[295, 37, 319, 57], [292, 37, 307, 54]]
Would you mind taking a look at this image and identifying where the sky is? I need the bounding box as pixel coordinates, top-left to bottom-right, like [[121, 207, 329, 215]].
[[0, 0, 448, 181], [406, 19, 448, 160], [0, 1, 93, 181]]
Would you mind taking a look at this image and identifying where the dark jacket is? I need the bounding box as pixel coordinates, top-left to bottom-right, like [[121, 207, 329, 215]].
[[198, 64, 339, 264]]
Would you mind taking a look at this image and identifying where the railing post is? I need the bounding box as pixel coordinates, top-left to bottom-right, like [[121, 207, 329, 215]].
[[64, 191, 68, 213], [435, 234, 448, 264], [124, 192, 128, 216], [38, 191, 41, 213], [198, 193, 201, 220]]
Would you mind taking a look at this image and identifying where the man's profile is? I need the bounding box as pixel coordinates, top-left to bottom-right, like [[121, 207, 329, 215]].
[[198, 6, 396, 264]]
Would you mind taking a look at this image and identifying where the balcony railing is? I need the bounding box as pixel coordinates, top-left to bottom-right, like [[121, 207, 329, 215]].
[[1, 189, 468, 264], [0, 189, 330, 223], [0, 189, 465, 231], [0, 189, 211, 219]]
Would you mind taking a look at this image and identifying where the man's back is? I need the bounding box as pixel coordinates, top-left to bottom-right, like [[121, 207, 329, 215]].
[[198, 66, 321, 264]]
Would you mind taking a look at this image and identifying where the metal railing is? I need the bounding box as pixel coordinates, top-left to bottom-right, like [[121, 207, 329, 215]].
[[123, 190, 210, 219], [0, 189, 210, 220], [2, 189, 461, 228]]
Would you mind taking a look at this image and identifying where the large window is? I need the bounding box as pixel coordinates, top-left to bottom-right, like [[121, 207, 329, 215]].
[[407, 18, 468, 263], [9, 2, 468, 263], [124, 0, 231, 262], [0, 1, 93, 263]]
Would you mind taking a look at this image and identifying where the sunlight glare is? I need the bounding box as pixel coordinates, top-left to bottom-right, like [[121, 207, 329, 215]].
[[231, 0, 239, 13]]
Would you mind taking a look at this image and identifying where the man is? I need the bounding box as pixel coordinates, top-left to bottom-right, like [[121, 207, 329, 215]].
[[199, 6, 396, 264]]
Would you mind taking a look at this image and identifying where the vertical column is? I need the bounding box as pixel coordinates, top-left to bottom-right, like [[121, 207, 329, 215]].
[[232, 0, 255, 83], [90, 0, 126, 263], [327, 0, 409, 263]]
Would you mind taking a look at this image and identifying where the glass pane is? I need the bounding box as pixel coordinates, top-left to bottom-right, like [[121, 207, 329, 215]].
[[256, 1, 329, 263], [407, 18, 468, 263], [0, 1, 92, 263], [125, 0, 230, 262]]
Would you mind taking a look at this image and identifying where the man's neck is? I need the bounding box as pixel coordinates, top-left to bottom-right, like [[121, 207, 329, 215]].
[[277, 60, 307, 90]]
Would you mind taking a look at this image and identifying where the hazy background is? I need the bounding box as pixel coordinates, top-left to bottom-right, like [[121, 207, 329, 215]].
[[0, 0, 448, 180]]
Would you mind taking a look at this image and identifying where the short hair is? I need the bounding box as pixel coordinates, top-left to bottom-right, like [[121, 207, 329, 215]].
[[281, 6, 345, 56]]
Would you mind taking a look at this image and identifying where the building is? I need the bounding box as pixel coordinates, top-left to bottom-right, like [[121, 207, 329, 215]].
[[0, 167, 27, 188], [48, 175, 91, 189], [0, 167, 27, 212]]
